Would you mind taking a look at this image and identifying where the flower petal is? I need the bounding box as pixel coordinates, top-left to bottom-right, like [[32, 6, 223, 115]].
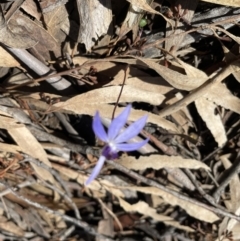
[[116, 138, 149, 151], [108, 105, 131, 140], [115, 115, 148, 143], [93, 111, 108, 142], [85, 156, 106, 185]]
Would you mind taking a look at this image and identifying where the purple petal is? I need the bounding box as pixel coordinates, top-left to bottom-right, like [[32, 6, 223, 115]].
[[116, 138, 149, 151], [114, 115, 148, 143], [85, 156, 106, 185], [108, 105, 131, 140], [93, 111, 108, 142]]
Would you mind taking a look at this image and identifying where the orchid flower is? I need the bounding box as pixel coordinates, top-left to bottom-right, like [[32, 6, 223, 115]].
[[85, 105, 149, 185]]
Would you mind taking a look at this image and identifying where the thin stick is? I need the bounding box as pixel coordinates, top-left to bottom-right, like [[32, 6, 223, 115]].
[[111, 64, 129, 120]]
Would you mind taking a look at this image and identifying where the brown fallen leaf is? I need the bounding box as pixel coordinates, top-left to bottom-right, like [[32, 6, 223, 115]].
[[10, 13, 57, 50]]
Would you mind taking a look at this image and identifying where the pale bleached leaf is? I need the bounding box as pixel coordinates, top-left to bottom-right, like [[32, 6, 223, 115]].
[[21, 0, 41, 20], [118, 198, 194, 232], [134, 57, 208, 91], [77, 0, 112, 51], [0, 143, 21, 153], [206, 83, 240, 115], [58, 85, 165, 106], [0, 115, 24, 129], [195, 97, 227, 147], [0, 220, 24, 237], [117, 155, 210, 170]]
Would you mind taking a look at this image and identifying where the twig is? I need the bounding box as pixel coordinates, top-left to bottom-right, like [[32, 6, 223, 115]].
[[4, 47, 72, 92], [213, 153, 240, 202], [112, 64, 129, 120]]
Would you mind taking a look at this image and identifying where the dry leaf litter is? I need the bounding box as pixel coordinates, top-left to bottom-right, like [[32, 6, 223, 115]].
[[0, 0, 240, 240]]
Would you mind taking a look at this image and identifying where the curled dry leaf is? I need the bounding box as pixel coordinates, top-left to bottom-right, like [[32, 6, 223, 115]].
[[118, 198, 194, 232], [133, 56, 208, 91], [195, 97, 227, 147], [21, 0, 41, 20], [205, 83, 240, 115], [117, 155, 210, 171]]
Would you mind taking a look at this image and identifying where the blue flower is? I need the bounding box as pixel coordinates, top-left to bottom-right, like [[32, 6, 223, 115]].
[[85, 105, 149, 185]]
